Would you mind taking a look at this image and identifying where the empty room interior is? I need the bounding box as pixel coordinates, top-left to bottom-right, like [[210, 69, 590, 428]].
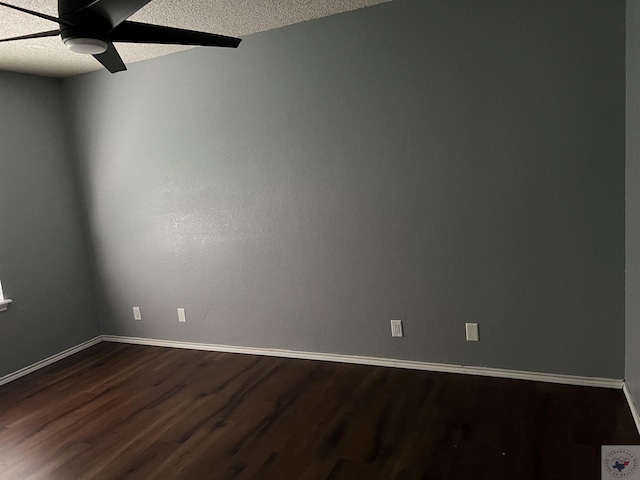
[[2, 0, 640, 478]]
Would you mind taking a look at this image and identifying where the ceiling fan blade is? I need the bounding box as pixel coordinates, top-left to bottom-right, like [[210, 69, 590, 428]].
[[109, 21, 242, 48], [0, 29, 60, 43], [0, 1, 73, 26], [93, 41, 126, 73], [76, 0, 152, 28]]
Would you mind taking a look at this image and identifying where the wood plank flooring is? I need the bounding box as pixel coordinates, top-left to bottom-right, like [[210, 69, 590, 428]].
[[0, 342, 637, 479]]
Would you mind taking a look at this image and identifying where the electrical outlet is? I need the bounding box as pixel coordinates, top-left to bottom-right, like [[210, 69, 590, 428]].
[[133, 307, 141, 321], [465, 323, 479, 341], [178, 308, 187, 323], [390, 319, 403, 337]]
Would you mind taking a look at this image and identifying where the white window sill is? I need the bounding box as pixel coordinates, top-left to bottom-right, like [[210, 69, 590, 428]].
[[0, 299, 12, 312]]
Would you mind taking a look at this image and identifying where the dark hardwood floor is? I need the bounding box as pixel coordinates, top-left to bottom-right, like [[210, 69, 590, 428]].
[[0, 342, 637, 479]]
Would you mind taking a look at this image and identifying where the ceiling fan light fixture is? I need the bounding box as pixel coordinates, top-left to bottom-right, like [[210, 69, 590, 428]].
[[0, 0, 242, 73], [64, 37, 108, 55]]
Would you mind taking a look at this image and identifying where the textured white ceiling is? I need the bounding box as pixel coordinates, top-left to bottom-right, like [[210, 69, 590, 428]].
[[0, 0, 391, 77]]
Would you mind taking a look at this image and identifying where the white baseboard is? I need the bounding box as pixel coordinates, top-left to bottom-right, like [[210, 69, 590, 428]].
[[101, 335, 624, 389], [0, 334, 624, 393], [0, 336, 102, 388], [623, 383, 640, 435]]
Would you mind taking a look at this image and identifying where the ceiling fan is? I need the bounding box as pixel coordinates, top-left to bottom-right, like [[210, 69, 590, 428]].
[[0, 0, 242, 73]]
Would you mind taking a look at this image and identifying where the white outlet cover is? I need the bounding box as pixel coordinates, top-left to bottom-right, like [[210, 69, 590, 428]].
[[133, 307, 141, 321], [465, 323, 479, 341], [178, 308, 187, 323], [390, 319, 403, 337]]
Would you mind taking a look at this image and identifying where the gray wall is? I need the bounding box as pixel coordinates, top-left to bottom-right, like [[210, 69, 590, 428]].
[[65, 0, 625, 378], [0, 72, 100, 377], [627, 0, 640, 410]]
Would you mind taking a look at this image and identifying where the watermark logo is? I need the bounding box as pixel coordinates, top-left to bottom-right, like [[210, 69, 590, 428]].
[[602, 446, 640, 479]]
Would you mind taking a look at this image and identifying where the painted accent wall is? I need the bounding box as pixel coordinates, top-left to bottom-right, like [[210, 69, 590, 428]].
[[0, 72, 100, 377], [627, 0, 640, 412], [65, 0, 625, 378]]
